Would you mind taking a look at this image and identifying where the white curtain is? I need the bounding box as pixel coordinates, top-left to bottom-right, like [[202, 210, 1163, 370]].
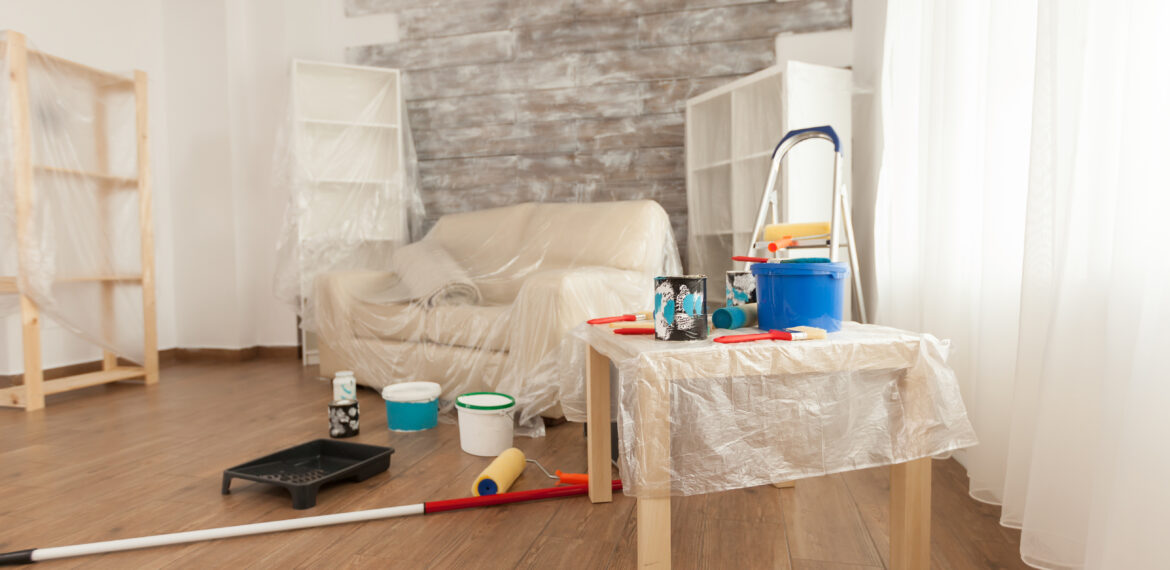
[[875, 1, 1170, 568]]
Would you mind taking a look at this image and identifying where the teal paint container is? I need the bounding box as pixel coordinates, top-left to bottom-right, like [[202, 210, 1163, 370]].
[[381, 382, 442, 432]]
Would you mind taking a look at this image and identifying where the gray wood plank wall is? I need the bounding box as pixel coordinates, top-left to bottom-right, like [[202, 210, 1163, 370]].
[[347, 0, 851, 259]]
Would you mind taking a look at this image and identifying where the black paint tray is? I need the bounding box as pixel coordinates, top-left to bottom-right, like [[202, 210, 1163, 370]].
[[222, 439, 393, 509]]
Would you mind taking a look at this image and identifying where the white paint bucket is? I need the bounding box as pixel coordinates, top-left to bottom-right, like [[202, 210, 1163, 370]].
[[455, 392, 516, 457]]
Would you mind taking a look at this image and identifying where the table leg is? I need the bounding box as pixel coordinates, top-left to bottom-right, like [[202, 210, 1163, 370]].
[[890, 457, 932, 570], [586, 345, 612, 504], [636, 367, 671, 568]]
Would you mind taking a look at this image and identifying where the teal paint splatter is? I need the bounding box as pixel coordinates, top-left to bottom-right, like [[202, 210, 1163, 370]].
[[664, 300, 675, 324]]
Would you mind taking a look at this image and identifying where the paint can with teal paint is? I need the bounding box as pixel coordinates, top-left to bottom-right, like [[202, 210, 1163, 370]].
[[653, 275, 708, 341], [725, 271, 756, 307]]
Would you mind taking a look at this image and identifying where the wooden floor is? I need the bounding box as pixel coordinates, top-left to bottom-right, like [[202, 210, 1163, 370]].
[[0, 358, 1027, 569]]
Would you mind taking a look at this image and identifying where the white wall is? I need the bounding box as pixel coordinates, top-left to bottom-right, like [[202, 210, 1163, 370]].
[[1, 0, 398, 373], [0, 0, 177, 372], [851, 0, 887, 312]]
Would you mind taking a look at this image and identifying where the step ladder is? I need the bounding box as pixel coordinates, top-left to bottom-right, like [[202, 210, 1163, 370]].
[[744, 126, 868, 323]]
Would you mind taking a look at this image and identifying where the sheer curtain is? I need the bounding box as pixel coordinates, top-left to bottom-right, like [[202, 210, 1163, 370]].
[[875, 1, 1170, 568]]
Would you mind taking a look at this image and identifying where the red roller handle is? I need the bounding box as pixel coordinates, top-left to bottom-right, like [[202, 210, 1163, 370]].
[[424, 481, 623, 514]]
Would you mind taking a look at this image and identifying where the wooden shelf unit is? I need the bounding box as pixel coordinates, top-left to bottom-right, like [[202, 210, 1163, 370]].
[[685, 62, 853, 280], [290, 59, 408, 366], [0, 31, 159, 411]]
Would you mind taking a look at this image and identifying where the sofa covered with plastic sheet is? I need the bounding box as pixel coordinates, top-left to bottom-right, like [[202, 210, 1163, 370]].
[[315, 200, 681, 432]]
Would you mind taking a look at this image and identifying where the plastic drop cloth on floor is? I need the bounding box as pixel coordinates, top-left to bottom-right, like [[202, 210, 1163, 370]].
[[309, 200, 682, 436], [0, 32, 148, 363], [550, 321, 978, 497]]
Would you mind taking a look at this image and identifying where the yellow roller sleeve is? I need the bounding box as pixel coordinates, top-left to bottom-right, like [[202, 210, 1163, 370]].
[[472, 447, 527, 496], [762, 221, 831, 241]]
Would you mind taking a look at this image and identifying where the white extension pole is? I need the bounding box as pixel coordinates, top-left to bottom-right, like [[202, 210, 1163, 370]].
[[31, 504, 424, 562], [0, 480, 616, 565]]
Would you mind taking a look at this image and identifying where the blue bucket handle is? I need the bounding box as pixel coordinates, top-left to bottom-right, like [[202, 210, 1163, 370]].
[[772, 125, 840, 157]]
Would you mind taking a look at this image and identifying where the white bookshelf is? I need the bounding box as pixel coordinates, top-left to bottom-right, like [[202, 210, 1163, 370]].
[[685, 61, 853, 283], [291, 60, 407, 365]]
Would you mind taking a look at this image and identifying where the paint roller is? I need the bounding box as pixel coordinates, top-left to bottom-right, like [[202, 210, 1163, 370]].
[[472, 448, 592, 496], [762, 221, 830, 242]]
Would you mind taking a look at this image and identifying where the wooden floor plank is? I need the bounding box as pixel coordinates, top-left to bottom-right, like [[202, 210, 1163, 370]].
[[0, 358, 1025, 568], [780, 474, 884, 567]]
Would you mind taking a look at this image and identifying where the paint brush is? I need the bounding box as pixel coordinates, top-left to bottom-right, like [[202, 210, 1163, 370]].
[[613, 327, 655, 335], [587, 311, 651, 325], [712, 326, 827, 344]]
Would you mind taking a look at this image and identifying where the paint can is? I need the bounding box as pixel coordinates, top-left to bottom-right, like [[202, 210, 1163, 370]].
[[653, 275, 708, 341], [332, 371, 357, 401], [455, 392, 516, 457], [329, 399, 360, 438], [725, 271, 757, 307]]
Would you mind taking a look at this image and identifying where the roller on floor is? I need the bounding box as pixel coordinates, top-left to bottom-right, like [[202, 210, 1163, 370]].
[[0, 480, 623, 565]]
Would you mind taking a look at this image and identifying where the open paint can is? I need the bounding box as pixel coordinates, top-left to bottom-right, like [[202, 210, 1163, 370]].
[[382, 382, 441, 432], [328, 400, 360, 438], [456, 392, 516, 456], [653, 275, 708, 341], [725, 271, 757, 307]]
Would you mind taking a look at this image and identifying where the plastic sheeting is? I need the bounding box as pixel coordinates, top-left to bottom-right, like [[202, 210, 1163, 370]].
[[0, 32, 147, 363], [273, 62, 425, 333], [313, 200, 681, 436], [554, 321, 977, 497]]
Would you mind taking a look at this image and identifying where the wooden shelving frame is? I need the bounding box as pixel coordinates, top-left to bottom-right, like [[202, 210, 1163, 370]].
[[290, 59, 406, 366], [0, 31, 158, 411]]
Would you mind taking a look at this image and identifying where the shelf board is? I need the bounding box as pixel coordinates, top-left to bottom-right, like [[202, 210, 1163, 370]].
[[34, 165, 137, 186], [307, 178, 395, 185], [0, 275, 143, 293], [693, 160, 733, 171], [0, 39, 134, 89], [56, 275, 143, 283], [0, 367, 146, 407], [299, 118, 398, 129], [691, 151, 776, 173], [740, 150, 775, 161]]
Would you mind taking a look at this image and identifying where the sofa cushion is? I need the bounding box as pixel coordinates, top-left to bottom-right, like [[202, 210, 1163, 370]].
[[350, 301, 511, 352]]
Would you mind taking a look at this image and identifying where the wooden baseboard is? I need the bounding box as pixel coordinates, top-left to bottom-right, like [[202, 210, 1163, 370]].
[[1, 345, 299, 386], [165, 345, 299, 363]]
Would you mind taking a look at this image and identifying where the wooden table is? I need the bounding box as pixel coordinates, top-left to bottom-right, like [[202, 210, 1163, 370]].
[[584, 343, 934, 569]]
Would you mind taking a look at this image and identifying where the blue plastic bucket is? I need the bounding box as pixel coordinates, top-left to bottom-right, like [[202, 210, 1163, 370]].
[[381, 382, 442, 432], [750, 261, 848, 332]]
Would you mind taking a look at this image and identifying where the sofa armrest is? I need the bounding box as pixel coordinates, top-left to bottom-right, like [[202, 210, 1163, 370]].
[[506, 267, 650, 372]]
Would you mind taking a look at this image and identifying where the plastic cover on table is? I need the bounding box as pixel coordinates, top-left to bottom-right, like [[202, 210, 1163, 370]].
[[308, 200, 681, 436], [553, 322, 978, 497], [0, 32, 147, 363], [273, 62, 425, 333]]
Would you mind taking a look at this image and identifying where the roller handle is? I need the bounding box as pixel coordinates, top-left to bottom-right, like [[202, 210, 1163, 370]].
[[425, 481, 623, 514], [773, 125, 840, 156], [713, 330, 793, 344], [0, 549, 33, 565], [555, 470, 590, 485]]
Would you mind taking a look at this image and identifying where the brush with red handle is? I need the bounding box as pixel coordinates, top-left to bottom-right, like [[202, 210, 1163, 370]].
[[613, 327, 654, 335], [713, 326, 827, 344], [587, 311, 652, 325]]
